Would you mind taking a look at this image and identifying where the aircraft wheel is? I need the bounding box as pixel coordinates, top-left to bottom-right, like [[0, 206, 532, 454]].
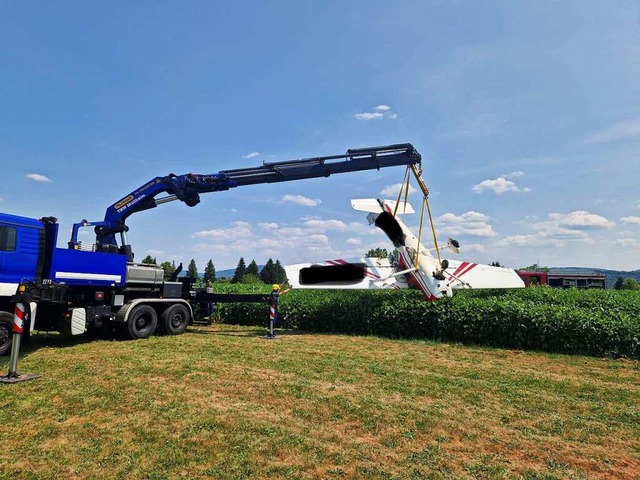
[[126, 304, 158, 340], [161, 304, 190, 335]]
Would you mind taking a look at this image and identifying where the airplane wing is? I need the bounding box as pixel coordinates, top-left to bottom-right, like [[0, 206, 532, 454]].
[[284, 257, 407, 290], [442, 260, 524, 290]]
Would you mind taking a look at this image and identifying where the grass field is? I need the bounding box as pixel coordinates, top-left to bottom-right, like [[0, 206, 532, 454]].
[[1, 325, 639, 479]]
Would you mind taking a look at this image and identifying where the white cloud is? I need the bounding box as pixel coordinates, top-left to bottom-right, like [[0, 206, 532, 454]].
[[192, 221, 252, 239], [473, 176, 531, 195], [355, 112, 384, 120], [504, 171, 524, 179], [380, 183, 417, 197], [355, 104, 398, 121], [582, 118, 640, 145], [620, 216, 640, 225], [303, 219, 347, 231], [346, 237, 362, 245], [531, 223, 588, 240], [548, 211, 615, 229], [281, 194, 322, 207], [502, 210, 615, 248], [459, 243, 486, 253], [277, 227, 306, 236], [145, 249, 165, 256], [242, 152, 260, 159], [497, 235, 561, 248], [258, 222, 279, 229], [305, 234, 331, 244], [615, 238, 640, 249], [25, 173, 52, 183], [437, 211, 497, 237]]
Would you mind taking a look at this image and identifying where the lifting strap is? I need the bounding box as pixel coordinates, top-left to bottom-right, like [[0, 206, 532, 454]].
[[393, 167, 411, 217], [410, 165, 442, 266], [391, 164, 443, 268], [415, 197, 426, 267]]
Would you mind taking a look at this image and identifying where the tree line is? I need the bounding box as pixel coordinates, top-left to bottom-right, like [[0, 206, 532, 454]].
[[140, 255, 287, 285]]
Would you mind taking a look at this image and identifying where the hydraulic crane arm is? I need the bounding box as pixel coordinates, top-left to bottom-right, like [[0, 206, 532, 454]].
[[71, 143, 422, 259]]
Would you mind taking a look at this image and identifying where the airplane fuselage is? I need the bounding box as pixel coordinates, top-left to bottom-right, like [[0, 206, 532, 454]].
[[373, 201, 452, 300]]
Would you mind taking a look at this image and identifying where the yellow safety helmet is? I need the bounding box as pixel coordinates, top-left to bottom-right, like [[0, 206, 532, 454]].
[[272, 284, 281, 290]]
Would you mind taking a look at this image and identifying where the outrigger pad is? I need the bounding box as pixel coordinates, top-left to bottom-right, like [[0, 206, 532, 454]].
[[0, 372, 42, 384]]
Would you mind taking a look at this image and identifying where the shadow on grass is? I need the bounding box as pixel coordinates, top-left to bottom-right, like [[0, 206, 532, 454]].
[[187, 326, 309, 338], [1, 326, 309, 368], [9, 330, 114, 354]]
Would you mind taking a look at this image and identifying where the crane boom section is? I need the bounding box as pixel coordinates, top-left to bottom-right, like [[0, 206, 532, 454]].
[[78, 144, 421, 250]]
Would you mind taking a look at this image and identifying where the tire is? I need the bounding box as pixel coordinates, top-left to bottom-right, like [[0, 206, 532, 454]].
[[0, 312, 13, 356], [161, 304, 190, 335], [125, 304, 158, 340]]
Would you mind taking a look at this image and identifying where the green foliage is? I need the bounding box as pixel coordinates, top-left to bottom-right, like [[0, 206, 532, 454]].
[[160, 261, 174, 279], [141, 255, 156, 265], [366, 247, 388, 259], [614, 276, 624, 290], [216, 286, 640, 359], [246, 259, 259, 277], [204, 259, 216, 284], [620, 278, 640, 290], [186, 259, 198, 279], [239, 273, 261, 284], [260, 258, 275, 284], [273, 260, 287, 283], [519, 263, 549, 272], [232, 257, 247, 283]]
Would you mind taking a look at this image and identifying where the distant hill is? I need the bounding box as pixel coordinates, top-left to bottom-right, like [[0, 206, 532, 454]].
[[216, 268, 236, 279], [215, 265, 265, 279]]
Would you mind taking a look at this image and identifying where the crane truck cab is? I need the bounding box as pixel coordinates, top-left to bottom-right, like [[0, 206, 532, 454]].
[[0, 214, 193, 355], [0, 213, 46, 354]]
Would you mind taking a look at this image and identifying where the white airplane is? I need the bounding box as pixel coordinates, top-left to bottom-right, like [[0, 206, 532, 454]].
[[285, 198, 524, 301]]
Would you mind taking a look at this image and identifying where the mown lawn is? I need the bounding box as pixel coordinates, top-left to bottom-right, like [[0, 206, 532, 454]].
[[1, 325, 639, 479]]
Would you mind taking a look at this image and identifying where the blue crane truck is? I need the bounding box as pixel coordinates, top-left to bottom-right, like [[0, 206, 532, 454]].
[[0, 144, 422, 355]]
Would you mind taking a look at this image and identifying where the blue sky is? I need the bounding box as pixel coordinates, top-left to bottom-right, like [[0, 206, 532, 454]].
[[1, 1, 639, 271]]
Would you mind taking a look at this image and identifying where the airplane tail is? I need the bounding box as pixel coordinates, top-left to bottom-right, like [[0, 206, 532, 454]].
[[351, 199, 415, 214]]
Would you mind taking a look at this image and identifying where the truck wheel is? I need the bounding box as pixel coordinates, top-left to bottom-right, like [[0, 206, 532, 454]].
[[126, 304, 158, 340], [0, 312, 12, 356], [161, 304, 190, 335]]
